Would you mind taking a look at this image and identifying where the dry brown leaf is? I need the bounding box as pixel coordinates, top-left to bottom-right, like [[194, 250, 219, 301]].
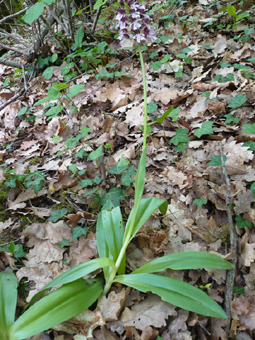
[[120, 294, 177, 330]]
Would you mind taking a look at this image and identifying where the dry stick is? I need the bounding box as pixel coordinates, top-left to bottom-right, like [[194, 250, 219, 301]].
[[218, 142, 238, 336], [0, 87, 25, 111], [0, 58, 22, 68], [0, 7, 28, 24]]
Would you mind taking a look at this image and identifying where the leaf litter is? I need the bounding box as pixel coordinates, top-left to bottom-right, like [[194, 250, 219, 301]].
[[1, 0, 255, 339]]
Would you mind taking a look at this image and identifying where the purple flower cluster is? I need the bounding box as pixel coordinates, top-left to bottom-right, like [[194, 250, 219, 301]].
[[115, 0, 157, 46]]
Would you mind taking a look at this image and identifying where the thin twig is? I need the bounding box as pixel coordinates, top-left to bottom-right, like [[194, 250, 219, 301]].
[[92, 6, 102, 34], [21, 64, 28, 91], [218, 142, 238, 337], [0, 87, 26, 111], [0, 42, 29, 57], [0, 7, 28, 25]]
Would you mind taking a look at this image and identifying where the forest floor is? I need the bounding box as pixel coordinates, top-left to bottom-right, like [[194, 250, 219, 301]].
[[1, 0, 255, 339]]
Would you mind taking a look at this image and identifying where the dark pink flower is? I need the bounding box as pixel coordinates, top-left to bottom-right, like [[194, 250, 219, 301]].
[[115, 0, 156, 46]]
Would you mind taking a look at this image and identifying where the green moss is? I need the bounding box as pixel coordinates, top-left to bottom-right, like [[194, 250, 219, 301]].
[[219, 225, 230, 245], [51, 203, 75, 214], [29, 156, 41, 165]]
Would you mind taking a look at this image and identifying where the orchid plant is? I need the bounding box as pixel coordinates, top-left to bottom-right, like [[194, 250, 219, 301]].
[[0, 2, 233, 340]]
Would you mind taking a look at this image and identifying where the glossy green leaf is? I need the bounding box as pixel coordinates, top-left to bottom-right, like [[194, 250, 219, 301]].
[[0, 269, 17, 339], [30, 257, 115, 305], [132, 251, 234, 274], [100, 207, 125, 274], [125, 197, 168, 241], [9, 278, 103, 340], [96, 212, 110, 280], [114, 273, 227, 318]]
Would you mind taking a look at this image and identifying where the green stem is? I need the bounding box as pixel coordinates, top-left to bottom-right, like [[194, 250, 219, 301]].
[[138, 45, 148, 150], [103, 45, 148, 296]]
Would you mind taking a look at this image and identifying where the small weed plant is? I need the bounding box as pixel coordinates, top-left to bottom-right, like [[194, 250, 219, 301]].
[[0, 2, 233, 340]]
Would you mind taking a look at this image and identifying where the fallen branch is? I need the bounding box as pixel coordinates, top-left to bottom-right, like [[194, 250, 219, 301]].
[[0, 58, 22, 68], [218, 142, 238, 337]]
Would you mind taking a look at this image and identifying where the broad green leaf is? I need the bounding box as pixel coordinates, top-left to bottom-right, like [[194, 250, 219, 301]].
[[227, 4, 236, 17], [67, 84, 85, 97], [108, 157, 129, 174], [30, 258, 115, 307], [48, 208, 68, 222], [9, 279, 103, 340], [23, 2, 45, 25], [228, 94, 247, 108], [96, 212, 110, 280], [54, 83, 69, 91], [42, 67, 54, 80], [73, 26, 84, 50], [125, 197, 168, 241], [235, 215, 252, 229], [93, 0, 107, 10], [0, 269, 17, 338], [207, 155, 227, 166], [132, 251, 233, 274], [114, 274, 227, 318], [170, 128, 189, 146], [193, 198, 208, 207], [243, 123, 255, 134], [194, 121, 213, 138], [100, 207, 125, 274], [88, 145, 103, 161]]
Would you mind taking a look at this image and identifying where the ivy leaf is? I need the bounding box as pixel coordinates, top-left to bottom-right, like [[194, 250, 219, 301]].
[[225, 114, 240, 125], [193, 198, 208, 208], [235, 215, 252, 229], [72, 226, 87, 241], [194, 121, 214, 138], [207, 155, 227, 166], [121, 165, 136, 186], [170, 128, 190, 146], [88, 146, 103, 161], [228, 94, 248, 108], [148, 101, 158, 114], [8, 242, 26, 258], [48, 208, 68, 222], [59, 239, 71, 248], [108, 157, 129, 175], [243, 123, 255, 134], [100, 188, 125, 207], [242, 141, 255, 151]]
